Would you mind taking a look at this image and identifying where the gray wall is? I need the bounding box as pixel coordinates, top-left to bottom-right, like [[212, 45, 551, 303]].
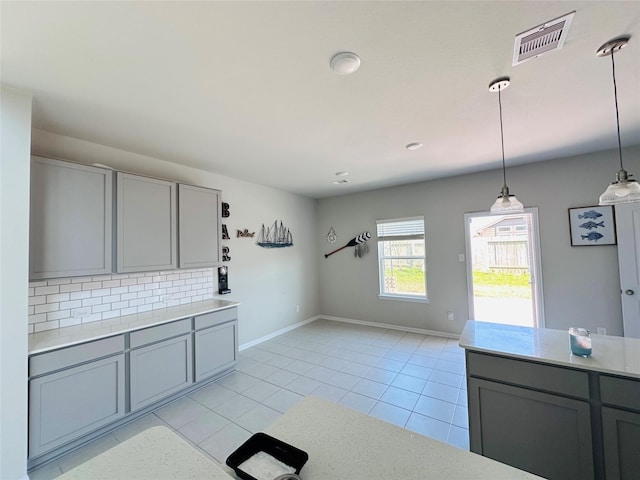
[[1, 86, 32, 480], [318, 146, 640, 337], [31, 130, 320, 346]]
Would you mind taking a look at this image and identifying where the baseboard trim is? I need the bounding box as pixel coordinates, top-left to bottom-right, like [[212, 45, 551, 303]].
[[239, 316, 321, 351], [320, 315, 460, 340], [240, 314, 459, 351]]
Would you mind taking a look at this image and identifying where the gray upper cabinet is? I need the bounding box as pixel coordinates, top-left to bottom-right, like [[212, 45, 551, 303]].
[[116, 172, 177, 273], [30, 157, 113, 279], [178, 184, 221, 268]]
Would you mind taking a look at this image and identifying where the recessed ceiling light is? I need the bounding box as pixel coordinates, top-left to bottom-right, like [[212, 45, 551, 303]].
[[330, 52, 361, 75], [405, 142, 423, 151], [335, 171, 349, 176], [331, 179, 351, 184]]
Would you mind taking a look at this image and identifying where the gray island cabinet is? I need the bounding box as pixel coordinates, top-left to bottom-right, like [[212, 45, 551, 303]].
[[27, 300, 239, 470], [460, 321, 640, 480]]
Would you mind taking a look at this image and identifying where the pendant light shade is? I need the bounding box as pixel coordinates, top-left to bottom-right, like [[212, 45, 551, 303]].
[[488, 77, 524, 215], [597, 36, 640, 205]]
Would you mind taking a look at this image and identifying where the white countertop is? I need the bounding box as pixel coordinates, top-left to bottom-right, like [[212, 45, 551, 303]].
[[265, 396, 542, 479], [459, 320, 640, 379], [29, 299, 239, 354], [55, 426, 232, 480]]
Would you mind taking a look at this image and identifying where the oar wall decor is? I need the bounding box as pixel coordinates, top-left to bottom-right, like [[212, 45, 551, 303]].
[[324, 232, 371, 258]]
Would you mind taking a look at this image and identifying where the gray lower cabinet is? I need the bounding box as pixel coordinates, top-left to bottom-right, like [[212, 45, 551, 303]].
[[468, 377, 594, 480], [195, 321, 237, 382], [29, 353, 125, 458], [600, 375, 640, 479], [129, 320, 193, 411], [466, 351, 595, 480], [602, 407, 640, 480], [30, 156, 113, 279]]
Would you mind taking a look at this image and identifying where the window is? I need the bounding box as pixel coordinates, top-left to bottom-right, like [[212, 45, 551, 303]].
[[376, 217, 427, 301]]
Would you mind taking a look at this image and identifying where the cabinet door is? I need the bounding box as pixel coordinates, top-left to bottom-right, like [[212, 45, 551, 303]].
[[30, 157, 113, 279], [194, 321, 237, 382], [129, 334, 193, 411], [29, 354, 125, 458], [602, 407, 640, 480], [117, 172, 176, 273], [468, 377, 594, 480], [178, 184, 221, 268]]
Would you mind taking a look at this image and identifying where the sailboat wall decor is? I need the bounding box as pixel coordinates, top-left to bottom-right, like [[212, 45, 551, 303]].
[[256, 220, 294, 248]]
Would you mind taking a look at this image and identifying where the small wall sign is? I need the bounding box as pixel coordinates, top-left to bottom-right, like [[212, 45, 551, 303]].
[[237, 229, 256, 238]]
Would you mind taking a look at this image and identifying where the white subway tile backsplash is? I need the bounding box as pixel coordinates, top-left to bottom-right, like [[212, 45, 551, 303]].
[[28, 325, 34, 334], [28, 306, 34, 315], [28, 267, 214, 333], [91, 288, 111, 298], [47, 293, 70, 303], [47, 310, 71, 321], [35, 303, 59, 314], [82, 298, 102, 307], [92, 304, 112, 314], [60, 300, 82, 310], [35, 285, 60, 296], [60, 283, 82, 293], [112, 300, 130, 309], [70, 290, 92, 301], [29, 296, 46, 306]]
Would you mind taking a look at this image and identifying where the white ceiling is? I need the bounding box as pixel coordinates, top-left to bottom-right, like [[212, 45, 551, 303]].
[[2, 1, 639, 198]]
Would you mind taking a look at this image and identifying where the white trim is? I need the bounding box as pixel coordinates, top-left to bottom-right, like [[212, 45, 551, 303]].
[[321, 315, 460, 339], [238, 316, 321, 351], [378, 294, 429, 304]]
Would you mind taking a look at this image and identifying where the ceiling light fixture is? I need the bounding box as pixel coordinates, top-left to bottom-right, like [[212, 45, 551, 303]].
[[488, 77, 524, 215], [335, 171, 349, 177], [331, 179, 351, 185], [597, 36, 640, 205], [330, 52, 361, 75], [405, 142, 423, 151]]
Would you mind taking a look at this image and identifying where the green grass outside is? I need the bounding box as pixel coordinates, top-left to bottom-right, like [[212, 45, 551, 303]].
[[473, 270, 531, 299], [385, 267, 532, 298]]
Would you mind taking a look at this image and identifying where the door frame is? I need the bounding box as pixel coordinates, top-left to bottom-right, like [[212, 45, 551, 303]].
[[464, 207, 545, 328]]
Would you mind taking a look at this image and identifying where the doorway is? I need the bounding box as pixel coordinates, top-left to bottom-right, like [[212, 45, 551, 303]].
[[464, 208, 544, 328]]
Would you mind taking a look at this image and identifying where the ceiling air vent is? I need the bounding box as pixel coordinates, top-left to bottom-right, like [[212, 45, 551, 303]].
[[513, 11, 575, 66]]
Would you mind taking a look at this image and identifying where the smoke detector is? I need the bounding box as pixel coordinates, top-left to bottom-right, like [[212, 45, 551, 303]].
[[513, 11, 575, 66]]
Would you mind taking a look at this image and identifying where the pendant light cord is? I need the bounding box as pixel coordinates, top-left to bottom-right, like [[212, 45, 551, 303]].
[[498, 86, 507, 188], [611, 51, 624, 171]]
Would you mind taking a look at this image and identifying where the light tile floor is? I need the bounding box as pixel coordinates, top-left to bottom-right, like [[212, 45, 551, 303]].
[[29, 319, 469, 479]]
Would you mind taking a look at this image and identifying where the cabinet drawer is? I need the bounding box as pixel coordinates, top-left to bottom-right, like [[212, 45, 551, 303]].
[[600, 375, 640, 411], [30, 336, 125, 377], [130, 319, 191, 348], [467, 352, 590, 399], [194, 308, 237, 330]]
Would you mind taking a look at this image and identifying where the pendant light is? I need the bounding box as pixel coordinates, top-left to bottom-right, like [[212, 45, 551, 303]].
[[489, 77, 524, 214], [597, 36, 640, 205]]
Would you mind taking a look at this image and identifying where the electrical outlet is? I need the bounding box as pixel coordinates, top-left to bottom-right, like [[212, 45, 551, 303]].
[[161, 294, 173, 304], [447, 311, 455, 321], [596, 327, 607, 335], [296, 305, 300, 313], [72, 307, 91, 318], [458, 254, 465, 262]]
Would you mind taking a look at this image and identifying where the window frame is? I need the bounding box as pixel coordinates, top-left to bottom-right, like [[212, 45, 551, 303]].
[[376, 216, 428, 303]]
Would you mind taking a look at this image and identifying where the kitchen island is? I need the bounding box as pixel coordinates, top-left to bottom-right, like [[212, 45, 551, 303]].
[[459, 320, 640, 480], [58, 396, 541, 479]]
